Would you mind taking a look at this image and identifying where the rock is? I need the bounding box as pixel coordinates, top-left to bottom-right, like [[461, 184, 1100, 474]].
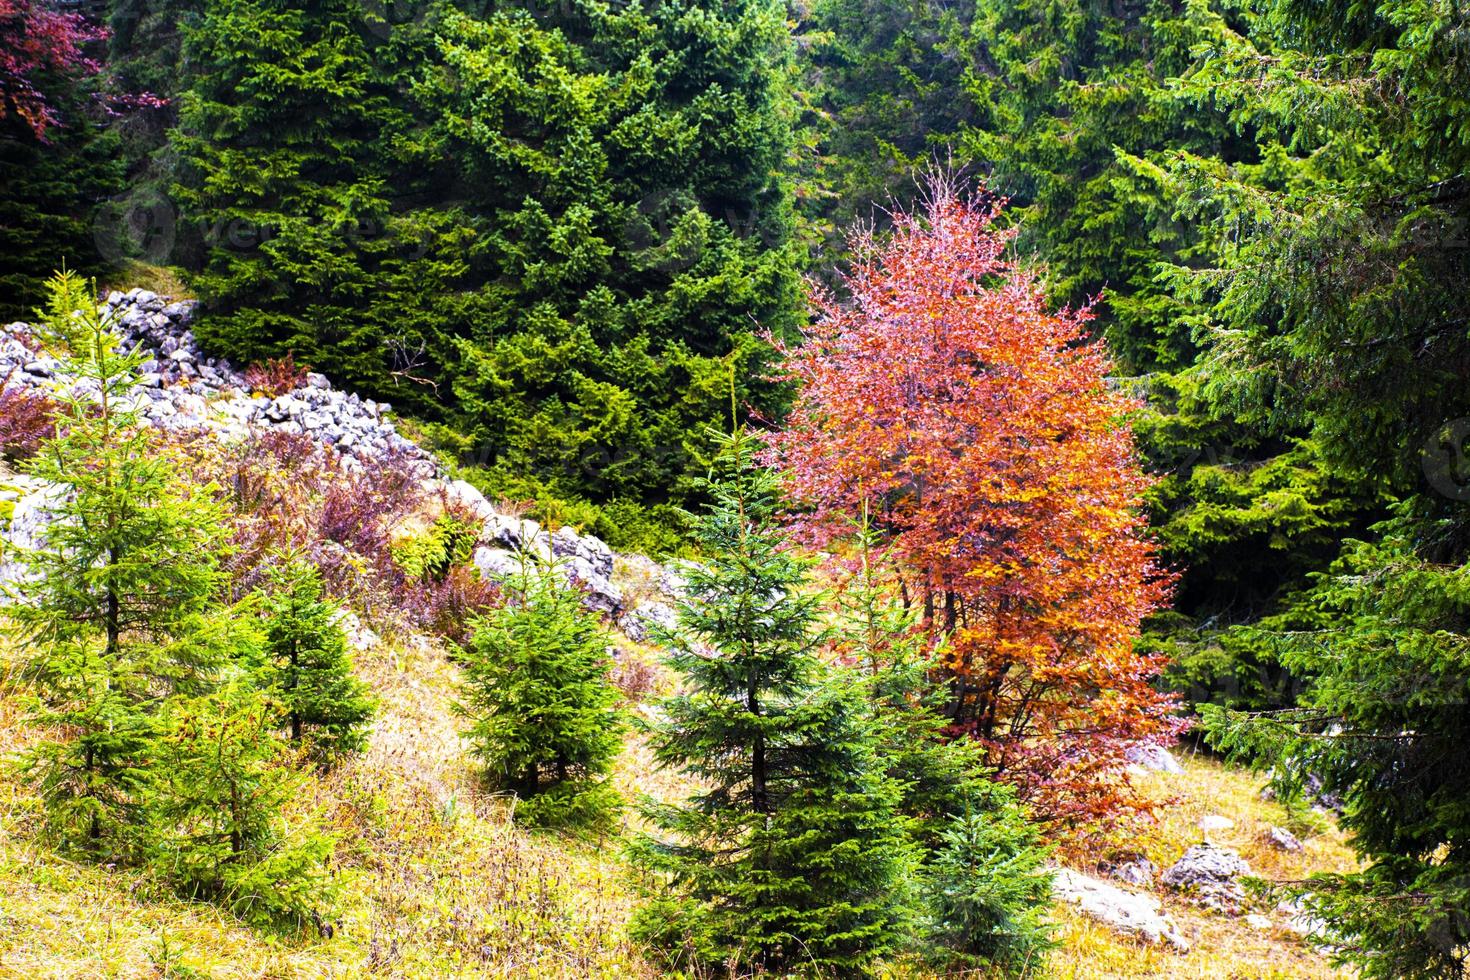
[[1277, 896, 1331, 940], [1126, 744, 1185, 775], [1198, 814, 1236, 835], [481, 513, 551, 560], [472, 546, 523, 581], [441, 479, 497, 523], [564, 555, 623, 615], [550, 525, 614, 579], [1052, 868, 1189, 951], [330, 607, 380, 652], [306, 372, 330, 389], [658, 560, 704, 598], [1107, 859, 1157, 888], [0, 480, 69, 588], [161, 300, 199, 322], [1161, 844, 1251, 913], [619, 600, 678, 643], [1245, 914, 1272, 930], [1264, 825, 1304, 852]]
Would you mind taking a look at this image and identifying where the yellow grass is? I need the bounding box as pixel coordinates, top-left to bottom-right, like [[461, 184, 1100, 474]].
[[1047, 749, 1358, 979], [0, 618, 1359, 978]]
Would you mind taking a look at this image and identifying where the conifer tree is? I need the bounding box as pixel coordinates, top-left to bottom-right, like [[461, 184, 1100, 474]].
[[148, 677, 337, 926], [258, 557, 375, 760], [630, 430, 914, 977], [457, 560, 623, 828], [839, 510, 1055, 975], [6, 271, 232, 856]]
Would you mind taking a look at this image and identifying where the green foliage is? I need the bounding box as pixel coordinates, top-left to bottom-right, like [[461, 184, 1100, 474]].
[[5, 272, 231, 856], [391, 512, 478, 584], [1203, 509, 1470, 977], [5, 273, 336, 929], [1157, 0, 1470, 494], [457, 560, 623, 829], [0, 54, 122, 321], [920, 792, 1055, 976], [257, 557, 375, 759], [173, 0, 802, 512], [148, 678, 337, 927], [630, 430, 914, 977]]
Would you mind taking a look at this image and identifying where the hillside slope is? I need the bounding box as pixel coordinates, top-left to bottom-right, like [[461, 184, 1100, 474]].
[[0, 288, 1358, 978]]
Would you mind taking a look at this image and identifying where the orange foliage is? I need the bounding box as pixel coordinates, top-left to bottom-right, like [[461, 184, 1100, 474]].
[[767, 180, 1183, 825]]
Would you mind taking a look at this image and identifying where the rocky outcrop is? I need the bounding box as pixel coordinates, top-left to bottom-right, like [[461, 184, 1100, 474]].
[[619, 600, 678, 643], [0, 290, 666, 623], [1052, 868, 1190, 951], [1, 289, 433, 475]]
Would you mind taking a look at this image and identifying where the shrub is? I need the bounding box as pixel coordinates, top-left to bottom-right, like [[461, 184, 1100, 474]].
[[920, 793, 1056, 975], [243, 353, 310, 397], [257, 557, 376, 760], [457, 562, 623, 828], [148, 679, 337, 927], [399, 563, 500, 649], [0, 373, 57, 462]]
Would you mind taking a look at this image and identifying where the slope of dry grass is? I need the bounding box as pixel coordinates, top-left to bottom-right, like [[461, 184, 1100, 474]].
[[1048, 751, 1358, 979], [0, 621, 1357, 979]]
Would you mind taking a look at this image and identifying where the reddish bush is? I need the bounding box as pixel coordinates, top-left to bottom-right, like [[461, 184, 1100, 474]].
[[243, 353, 311, 397], [399, 564, 501, 648], [0, 375, 57, 461]]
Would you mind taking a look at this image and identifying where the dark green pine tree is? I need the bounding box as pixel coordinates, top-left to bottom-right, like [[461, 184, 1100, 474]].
[[172, 0, 436, 388], [630, 430, 914, 977], [1205, 510, 1470, 978], [5, 271, 232, 856], [457, 560, 624, 828], [258, 557, 375, 760]]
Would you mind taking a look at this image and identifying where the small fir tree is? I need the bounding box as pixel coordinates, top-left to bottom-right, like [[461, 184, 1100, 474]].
[[839, 508, 1056, 974], [457, 559, 623, 827], [258, 556, 375, 759], [6, 271, 232, 856], [148, 678, 337, 927], [920, 791, 1055, 976], [630, 430, 915, 977], [837, 507, 989, 847]]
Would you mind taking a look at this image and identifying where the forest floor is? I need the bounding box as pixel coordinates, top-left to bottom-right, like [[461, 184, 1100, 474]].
[[0, 626, 1356, 979]]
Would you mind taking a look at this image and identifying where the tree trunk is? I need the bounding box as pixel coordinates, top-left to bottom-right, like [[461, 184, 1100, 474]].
[[749, 665, 768, 815]]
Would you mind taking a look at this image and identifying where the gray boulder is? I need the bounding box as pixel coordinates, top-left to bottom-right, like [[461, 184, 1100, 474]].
[[1265, 825, 1304, 852], [564, 554, 622, 615], [1127, 743, 1185, 774], [619, 600, 678, 643], [473, 546, 523, 582], [1161, 844, 1251, 913]]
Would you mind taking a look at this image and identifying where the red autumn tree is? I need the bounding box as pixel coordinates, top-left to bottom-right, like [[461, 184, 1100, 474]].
[[0, 0, 104, 141], [767, 179, 1183, 825]]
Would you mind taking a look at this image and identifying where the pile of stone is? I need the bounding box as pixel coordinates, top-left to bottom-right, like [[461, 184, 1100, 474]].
[[1160, 843, 1252, 914], [1, 289, 674, 625], [1, 289, 433, 474]]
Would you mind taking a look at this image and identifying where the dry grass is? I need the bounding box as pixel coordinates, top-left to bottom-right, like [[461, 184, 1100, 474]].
[[1047, 750, 1359, 979], [0, 615, 1359, 979], [0, 628, 654, 979]]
